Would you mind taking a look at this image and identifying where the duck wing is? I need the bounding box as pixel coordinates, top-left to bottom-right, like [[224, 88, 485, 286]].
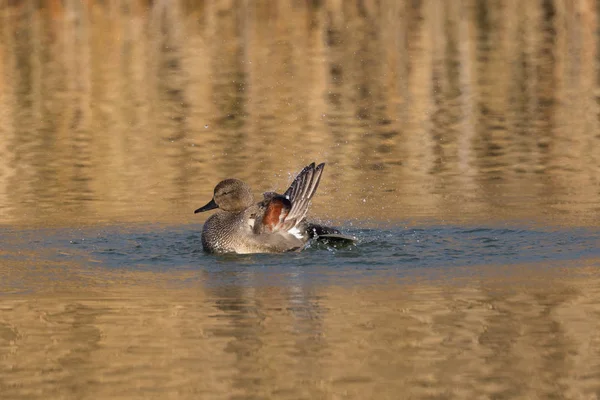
[[258, 163, 325, 233], [283, 162, 324, 225]]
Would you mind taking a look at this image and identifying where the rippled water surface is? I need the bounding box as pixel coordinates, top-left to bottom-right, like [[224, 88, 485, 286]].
[[2, 223, 600, 399], [1, 1, 600, 399]]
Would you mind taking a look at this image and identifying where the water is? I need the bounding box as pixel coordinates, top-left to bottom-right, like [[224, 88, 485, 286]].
[[2, 1, 600, 399], [3, 224, 600, 398], [4, 224, 600, 276]]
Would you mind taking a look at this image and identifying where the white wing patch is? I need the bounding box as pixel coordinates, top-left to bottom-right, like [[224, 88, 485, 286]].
[[288, 226, 304, 239]]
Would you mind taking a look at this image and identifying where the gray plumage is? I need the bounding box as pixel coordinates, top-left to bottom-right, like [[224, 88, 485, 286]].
[[195, 162, 331, 254]]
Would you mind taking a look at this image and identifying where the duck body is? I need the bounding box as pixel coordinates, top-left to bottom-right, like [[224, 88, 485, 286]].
[[201, 207, 307, 253], [195, 163, 343, 254]]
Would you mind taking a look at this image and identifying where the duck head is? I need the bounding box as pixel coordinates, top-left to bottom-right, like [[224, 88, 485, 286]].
[[194, 179, 255, 213]]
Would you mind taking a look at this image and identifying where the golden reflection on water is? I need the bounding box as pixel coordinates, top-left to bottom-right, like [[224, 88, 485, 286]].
[[2, 1, 600, 399], [0, 0, 599, 227], [1, 260, 600, 399]]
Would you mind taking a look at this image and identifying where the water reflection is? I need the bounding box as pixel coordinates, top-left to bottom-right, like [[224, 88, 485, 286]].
[[1, 223, 598, 397], [1, 258, 600, 399], [0, 0, 599, 227]]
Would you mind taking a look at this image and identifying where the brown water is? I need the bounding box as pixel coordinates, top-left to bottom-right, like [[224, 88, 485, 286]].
[[1, 1, 600, 399]]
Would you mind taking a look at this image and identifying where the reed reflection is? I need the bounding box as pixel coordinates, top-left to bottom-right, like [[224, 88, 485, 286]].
[[0, 0, 599, 227], [2, 258, 600, 399]]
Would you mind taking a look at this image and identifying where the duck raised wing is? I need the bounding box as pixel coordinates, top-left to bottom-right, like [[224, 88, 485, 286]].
[[258, 162, 325, 234]]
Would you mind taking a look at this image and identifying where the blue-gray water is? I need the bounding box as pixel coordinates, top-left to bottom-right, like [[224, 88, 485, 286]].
[[4, 224, 600, 278], [2, 1, 600, 399]]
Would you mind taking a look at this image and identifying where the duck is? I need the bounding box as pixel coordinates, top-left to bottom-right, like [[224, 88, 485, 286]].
[[194, 162, 349, 254]]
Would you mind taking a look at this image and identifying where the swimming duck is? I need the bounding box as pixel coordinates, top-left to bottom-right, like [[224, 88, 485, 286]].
[[194, 162, 346, 254]]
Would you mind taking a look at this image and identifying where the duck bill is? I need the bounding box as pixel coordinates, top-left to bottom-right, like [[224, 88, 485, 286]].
[[194, 198, 218, 213]]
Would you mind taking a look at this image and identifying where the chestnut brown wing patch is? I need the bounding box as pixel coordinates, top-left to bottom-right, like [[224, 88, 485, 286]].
[[261, 196, 292, 232]]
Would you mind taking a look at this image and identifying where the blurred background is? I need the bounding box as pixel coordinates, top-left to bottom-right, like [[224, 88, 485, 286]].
[[1, 0, 599, 228]]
